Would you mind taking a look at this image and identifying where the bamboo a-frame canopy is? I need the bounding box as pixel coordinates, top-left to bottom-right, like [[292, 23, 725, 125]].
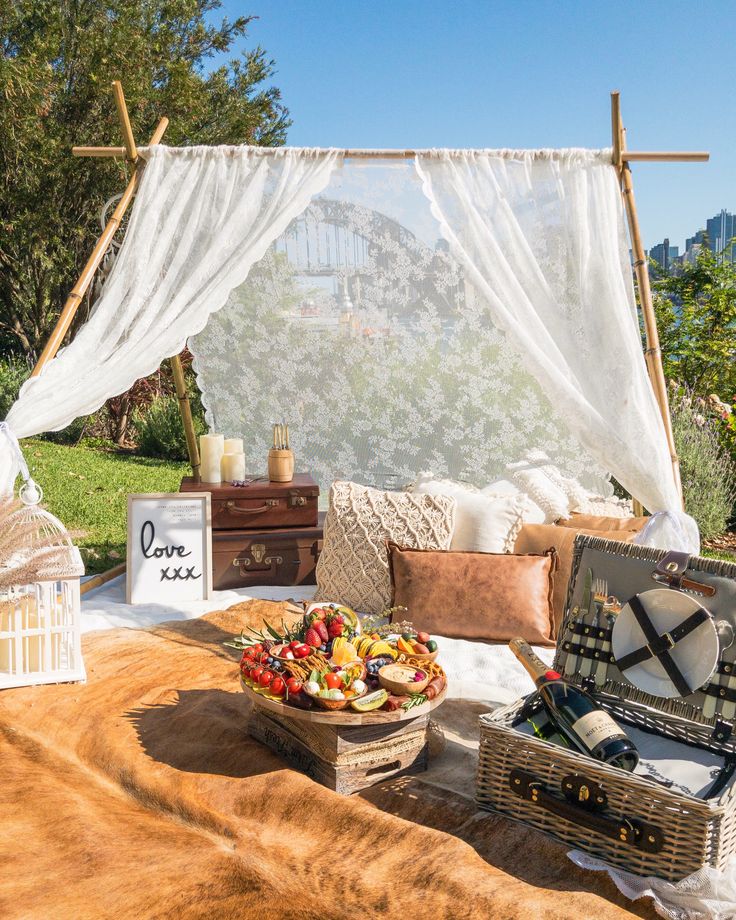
[[1, 83, 709, 535]]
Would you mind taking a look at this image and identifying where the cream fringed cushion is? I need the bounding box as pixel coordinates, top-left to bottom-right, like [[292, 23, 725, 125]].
[[315, 481, 456, 616]]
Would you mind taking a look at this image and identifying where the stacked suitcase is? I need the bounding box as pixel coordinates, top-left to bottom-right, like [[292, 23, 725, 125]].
[[180, 474, 323, 590]]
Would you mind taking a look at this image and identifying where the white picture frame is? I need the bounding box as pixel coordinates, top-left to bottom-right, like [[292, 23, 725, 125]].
[[126, 492, 212, 605]]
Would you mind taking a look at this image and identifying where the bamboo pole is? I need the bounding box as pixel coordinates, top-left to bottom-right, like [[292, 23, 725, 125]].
[[612, 91, 684, 512], [68, 145, 708, 163], [170, 354, 201, 480], [112, 81, 137, 161], [31, 116, 168, 377], [80, 562, 126, 595], [73, 146, 128, 158]]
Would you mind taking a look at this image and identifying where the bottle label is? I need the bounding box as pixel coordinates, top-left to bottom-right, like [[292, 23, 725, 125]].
[[572, 711, 625, 751]]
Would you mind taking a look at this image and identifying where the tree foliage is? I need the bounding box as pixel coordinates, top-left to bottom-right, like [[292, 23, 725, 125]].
[[651, 246, 736, 401], [0, 0, 289, 357]]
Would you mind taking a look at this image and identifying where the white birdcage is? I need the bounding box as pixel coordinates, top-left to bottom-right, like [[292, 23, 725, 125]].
[[0, 479, 86, 689]]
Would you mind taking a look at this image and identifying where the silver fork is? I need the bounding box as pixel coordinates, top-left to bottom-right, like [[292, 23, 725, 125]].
[[580, 577, 607, 678]]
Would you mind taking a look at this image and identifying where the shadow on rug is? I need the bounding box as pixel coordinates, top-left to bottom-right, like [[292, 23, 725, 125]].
[[0, 600, 657, 920]]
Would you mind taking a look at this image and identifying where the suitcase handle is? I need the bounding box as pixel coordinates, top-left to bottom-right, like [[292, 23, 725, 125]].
[[225, 500, 278, 515], [509, 769, 663, 853]]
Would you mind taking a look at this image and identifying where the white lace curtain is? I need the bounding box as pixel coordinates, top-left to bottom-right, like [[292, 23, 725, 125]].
[[2, 144, 679, 517], [1, 145, 338, 487]]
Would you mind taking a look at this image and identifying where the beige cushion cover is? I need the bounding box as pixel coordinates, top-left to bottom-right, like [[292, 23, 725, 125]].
[[315, 481, 455, 616]]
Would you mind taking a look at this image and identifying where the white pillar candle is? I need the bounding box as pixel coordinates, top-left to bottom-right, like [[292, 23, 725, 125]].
[[200, 433, 224, 483], [221, 452, 246, 483], [223, 437, 244, 454]]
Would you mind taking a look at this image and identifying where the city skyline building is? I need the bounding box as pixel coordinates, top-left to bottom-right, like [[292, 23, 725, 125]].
[[649, 208, 735, 267]]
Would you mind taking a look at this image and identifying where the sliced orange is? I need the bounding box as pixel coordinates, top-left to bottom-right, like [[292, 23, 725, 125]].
[[397, 637, 414, 655]]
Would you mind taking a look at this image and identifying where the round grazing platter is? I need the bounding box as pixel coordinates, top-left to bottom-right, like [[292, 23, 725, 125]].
[[232, 602, 448, 725], [240, 675, 447, 725]]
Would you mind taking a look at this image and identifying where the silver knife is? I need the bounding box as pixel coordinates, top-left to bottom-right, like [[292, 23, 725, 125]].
[[580, 572, 599, 679], [565, 567, 592, 676]]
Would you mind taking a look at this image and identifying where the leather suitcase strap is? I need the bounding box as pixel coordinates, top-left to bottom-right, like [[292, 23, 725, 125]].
[[616, 594, 709, 696]]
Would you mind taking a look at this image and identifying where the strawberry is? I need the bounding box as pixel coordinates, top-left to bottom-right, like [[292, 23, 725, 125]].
[[328, 620, 344, 639], [314, 620, 329, 643], [304, 626, 322, 648]]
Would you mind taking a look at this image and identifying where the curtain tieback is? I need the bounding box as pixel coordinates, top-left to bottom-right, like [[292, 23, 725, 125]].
[[0, 422, 42, 503]]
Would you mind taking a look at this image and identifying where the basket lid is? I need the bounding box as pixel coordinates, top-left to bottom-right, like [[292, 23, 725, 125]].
[[555, 535, 736, 729]]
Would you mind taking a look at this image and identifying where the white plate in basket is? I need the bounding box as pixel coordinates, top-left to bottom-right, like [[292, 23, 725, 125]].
[[611, 588, 718, 699]]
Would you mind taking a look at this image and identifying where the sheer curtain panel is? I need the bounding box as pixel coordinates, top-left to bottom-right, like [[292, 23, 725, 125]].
[[1, 146, 339, 489], [415, 149, 680, 514]]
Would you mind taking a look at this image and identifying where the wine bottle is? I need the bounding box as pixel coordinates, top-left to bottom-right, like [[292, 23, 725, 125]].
[[510, 637, 639, 771]]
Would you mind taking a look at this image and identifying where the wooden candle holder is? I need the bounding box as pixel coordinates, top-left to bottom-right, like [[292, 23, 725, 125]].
[[268, 448, 295, 483]]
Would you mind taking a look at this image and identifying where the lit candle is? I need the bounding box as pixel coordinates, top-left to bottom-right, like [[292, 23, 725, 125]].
[[221, 452, 246, 483], [224, 437, 244, 454], [200, 433, 224, 483]]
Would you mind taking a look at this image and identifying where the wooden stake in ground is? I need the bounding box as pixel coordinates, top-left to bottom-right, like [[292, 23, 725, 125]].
[[170, 354, 201, 480]]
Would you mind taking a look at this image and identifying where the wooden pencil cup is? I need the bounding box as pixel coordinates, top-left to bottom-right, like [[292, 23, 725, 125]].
[[268, 449, 295, 483]]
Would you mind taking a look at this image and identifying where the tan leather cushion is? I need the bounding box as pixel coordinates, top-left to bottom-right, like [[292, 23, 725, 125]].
[[556, 513, 649, 532], [387, 542, 556, 646], [514, 525, 636, 633]]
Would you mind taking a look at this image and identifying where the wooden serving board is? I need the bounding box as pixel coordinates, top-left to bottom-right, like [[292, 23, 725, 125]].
[[249, 708, 429, 794], [240, 677, 447, 725]]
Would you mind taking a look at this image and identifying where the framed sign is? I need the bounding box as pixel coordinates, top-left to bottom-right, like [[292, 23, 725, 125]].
[[126, 493, 212, 605]]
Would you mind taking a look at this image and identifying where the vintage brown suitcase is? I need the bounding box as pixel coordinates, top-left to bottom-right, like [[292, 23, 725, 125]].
[[212, 514, 324, 590], [180, 474, 319, 530]]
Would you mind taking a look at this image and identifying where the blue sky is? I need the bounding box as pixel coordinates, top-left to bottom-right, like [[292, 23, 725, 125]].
[[215, 1, 734, 251]]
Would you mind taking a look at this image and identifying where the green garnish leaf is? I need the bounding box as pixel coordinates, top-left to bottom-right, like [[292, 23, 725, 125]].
[[264, 620, 284, 641]]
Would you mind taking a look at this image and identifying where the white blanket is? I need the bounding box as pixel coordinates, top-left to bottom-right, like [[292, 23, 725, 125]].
[[80, 578, 551, 705]]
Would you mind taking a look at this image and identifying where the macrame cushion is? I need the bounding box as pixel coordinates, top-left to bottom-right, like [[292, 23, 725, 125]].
[[411, 473, 526, 553], [315, 481, 455, 616]]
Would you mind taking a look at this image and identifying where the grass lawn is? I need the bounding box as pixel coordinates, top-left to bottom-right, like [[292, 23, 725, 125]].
[[20, 438, 736, 576], [24, 438, 188, 574]]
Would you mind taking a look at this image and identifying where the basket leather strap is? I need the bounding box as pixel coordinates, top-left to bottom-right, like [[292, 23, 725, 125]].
[[615, 594, 709, 696]]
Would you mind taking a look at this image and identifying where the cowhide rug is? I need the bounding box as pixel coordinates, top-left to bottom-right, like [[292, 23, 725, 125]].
[[0, 600, 656, 919]]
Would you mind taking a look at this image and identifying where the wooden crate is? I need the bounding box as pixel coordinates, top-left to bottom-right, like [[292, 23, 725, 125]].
[[249, 708, 430, 795]]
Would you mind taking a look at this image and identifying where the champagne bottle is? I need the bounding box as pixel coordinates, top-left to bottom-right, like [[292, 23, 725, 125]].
[[510, 637, 639, 771]]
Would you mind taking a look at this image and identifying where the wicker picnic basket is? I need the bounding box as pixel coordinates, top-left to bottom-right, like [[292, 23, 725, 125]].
[[477, 535, 736, 881]]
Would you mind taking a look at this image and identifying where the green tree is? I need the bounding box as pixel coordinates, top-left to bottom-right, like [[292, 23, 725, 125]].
[[0, 0, 289, 358], [651, 245, 736, 400]]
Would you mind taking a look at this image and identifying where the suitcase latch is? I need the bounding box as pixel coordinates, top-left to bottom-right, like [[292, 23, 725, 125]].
[[289, 492, 307, 507], [232, 543, 284, 570], [561, 773, 607, 812]]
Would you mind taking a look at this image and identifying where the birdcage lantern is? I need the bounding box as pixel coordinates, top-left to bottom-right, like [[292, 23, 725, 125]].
[[0, 478, 85, 689]]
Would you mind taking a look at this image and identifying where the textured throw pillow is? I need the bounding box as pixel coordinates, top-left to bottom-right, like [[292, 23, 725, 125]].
[[412, 473, 526, 553], [315, 481, 455, 616], [506, 450, 594, 523], [387, 543, 557, 646], [481, 478, 546, 525], [557, 512, 649, 532], [514, 524, 637, 633]]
